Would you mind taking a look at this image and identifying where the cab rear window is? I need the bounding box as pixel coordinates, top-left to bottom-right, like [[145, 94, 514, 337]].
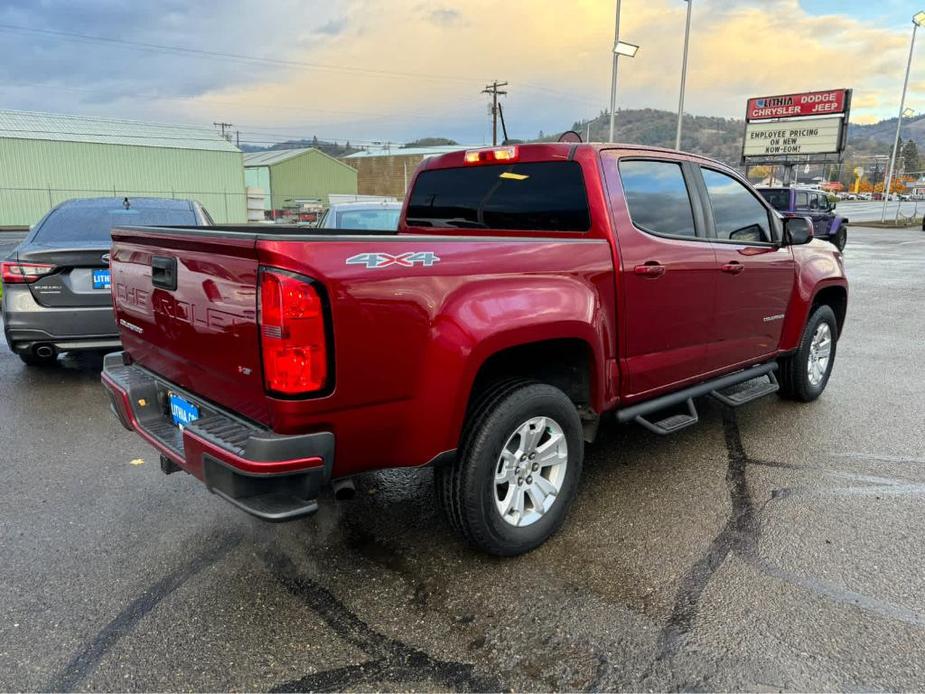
[[406, 161, 590, 231]]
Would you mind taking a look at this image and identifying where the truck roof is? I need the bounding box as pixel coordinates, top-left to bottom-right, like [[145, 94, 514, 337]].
[[421, 142, 736, 174]]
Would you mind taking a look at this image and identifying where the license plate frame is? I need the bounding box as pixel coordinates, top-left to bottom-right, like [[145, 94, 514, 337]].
[[92, 269, 111, 290], [168, 391, 200, 429]]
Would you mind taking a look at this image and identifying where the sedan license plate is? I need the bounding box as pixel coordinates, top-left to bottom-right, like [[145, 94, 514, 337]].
[[168, 392, 200, 428], [92, 269, 111, 290]]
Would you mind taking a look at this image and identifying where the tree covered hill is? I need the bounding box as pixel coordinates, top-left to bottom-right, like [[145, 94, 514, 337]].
[[561, 109, 925, 166], [238, 110, 925, 172]]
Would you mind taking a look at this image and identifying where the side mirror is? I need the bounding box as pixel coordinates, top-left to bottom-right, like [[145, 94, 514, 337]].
[[784, 216, 814, 245]]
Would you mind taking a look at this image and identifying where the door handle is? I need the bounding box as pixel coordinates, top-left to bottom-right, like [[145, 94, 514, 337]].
[[721, 261, 745, 275], [151, 255, 178, 290], [634, 262, 666, 278]]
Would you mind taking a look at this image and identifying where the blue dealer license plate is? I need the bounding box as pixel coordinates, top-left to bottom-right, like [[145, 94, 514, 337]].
[[168, 392, 200, 428], [92, 269, 111, 290]]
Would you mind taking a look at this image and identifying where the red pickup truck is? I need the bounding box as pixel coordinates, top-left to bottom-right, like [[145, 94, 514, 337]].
[[102, 143, 847, 556]]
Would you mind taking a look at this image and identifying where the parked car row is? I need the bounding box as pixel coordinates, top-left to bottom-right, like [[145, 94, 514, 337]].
[[1, 197, 405, 366], [1, 197, 212, 365]]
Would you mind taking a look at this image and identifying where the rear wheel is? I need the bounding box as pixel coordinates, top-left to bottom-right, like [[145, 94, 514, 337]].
[[778, 304, 838, 402], [832, 226, 847, 251], [19, 352, 57, 367], [436, 382, 583, 556]]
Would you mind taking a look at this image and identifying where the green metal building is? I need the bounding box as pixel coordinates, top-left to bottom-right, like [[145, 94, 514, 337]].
[[0, 109, 246, 226], [243, 148, 358, 218]]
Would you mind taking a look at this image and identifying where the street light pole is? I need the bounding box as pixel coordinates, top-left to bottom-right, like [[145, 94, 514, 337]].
[[608, 0, 622, 143], [675, 0, 693, 150], [881, 12, 924, 222]]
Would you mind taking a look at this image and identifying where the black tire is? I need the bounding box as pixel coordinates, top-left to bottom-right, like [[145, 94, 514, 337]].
[[436, 382, 584, 556], [19, 352, 56, 367], [778, 304, 838, 402], [832, 226, 847, 251]]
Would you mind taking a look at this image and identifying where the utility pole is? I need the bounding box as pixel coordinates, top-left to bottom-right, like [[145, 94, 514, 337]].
[[482, 81, 508, 146], [235, 130, 240, 148], [213, 121, 233, 142]]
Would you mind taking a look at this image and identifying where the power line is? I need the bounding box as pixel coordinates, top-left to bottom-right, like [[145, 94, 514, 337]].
[[0, 26, 608, 108], [0, 125, 411, 148], [0, 128, 236, 142], [0, 23, 489, 85], [2, 80, 475, 123]]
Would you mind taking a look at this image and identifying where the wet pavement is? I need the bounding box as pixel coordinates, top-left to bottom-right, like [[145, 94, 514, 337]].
[[1, 226, 924, 691]]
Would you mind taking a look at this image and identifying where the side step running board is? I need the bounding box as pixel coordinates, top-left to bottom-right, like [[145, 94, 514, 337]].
[[634, 398, 698, 436], [710, 371, 779, 407], [616, 362, 778, 435]]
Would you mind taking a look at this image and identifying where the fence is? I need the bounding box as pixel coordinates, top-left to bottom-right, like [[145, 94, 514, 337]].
[[0, 186, 249, 226]]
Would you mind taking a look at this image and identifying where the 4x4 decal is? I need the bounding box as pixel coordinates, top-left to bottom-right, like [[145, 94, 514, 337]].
[[345, 252, 440, 269]]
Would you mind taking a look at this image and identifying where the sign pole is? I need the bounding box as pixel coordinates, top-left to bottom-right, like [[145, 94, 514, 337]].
[[675, 0, 693, 150], [881, 21, 918, 222], [608, 0, 622, 143]]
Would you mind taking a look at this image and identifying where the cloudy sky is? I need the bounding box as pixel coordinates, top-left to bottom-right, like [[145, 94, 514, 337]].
[[0, 0, 921, 146]]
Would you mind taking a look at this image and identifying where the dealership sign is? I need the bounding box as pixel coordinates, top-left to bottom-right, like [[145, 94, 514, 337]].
[[746, 89, 848, 121], [743, 117, 844, 157]]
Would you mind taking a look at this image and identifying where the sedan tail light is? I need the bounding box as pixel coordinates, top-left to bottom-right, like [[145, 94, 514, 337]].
[[1, 261, 56, 284], [258, 268, 330, 396]]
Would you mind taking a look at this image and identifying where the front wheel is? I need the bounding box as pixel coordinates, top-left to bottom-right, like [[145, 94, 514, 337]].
[[778, 304, 838, 402], [831, 226, 847, 251], [436, 382, 584, 556]]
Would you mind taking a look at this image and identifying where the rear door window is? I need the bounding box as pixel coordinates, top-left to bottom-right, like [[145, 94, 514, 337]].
[[701, 168, 774, 244], [618, 160, 697, 238], [406, 161, 590, 231], [795, 191, 809, 209]]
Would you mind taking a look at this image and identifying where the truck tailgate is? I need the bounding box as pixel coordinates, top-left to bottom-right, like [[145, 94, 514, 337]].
[[110, 228, 269, 424]]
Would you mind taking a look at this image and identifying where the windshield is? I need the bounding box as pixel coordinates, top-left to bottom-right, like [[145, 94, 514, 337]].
[[335, 208, 401, 230], [33, 204, 198, 244], [406, 161, 590, 231], [758, 189, 790, 211]]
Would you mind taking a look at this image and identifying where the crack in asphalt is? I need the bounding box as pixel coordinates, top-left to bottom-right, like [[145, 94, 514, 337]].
[[647, 405, 925, 686], [262, 548, 503, 693], [46, 533, 242, 692], [651, 406, 757, 667]]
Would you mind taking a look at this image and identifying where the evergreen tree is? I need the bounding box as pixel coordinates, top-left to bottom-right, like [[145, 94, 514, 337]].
[[902, 139, 920, 174]]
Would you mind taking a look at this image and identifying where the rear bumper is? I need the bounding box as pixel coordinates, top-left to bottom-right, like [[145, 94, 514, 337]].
[[2, 285, 119, 354], [101, 352, 335, 522]]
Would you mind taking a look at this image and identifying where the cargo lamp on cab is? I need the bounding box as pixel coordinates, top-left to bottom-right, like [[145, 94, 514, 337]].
[[464, 146, 518, 165]]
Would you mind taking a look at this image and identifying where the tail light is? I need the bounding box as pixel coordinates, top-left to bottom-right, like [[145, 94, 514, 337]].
[[1, 261, 56, 284], [259, 269, 329, 396], [464, 146, 518, 165]]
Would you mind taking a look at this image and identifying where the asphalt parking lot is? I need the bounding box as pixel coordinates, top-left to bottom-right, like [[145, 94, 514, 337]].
[[1, 226, 924, 691]]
